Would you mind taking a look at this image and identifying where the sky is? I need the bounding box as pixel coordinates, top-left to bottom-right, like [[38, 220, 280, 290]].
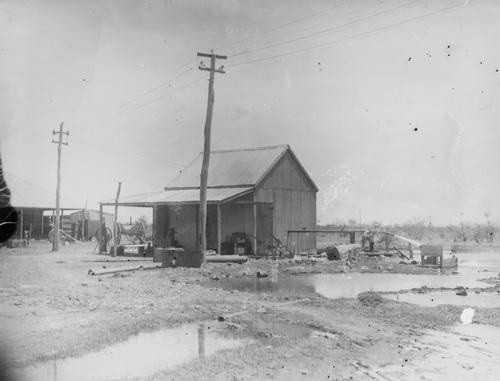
[[0, 0, 499, 225]]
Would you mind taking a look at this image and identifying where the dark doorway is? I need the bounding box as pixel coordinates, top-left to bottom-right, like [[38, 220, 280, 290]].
[[256, 203, 273, 254], [206, 205, 218, 251]]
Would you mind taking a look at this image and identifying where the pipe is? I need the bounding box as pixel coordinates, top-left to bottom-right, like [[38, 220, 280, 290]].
[[206, 255, 248, 264], [88, 263, 160, 276]]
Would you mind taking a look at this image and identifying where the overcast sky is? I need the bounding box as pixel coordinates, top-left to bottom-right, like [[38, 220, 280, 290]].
[[1, 0, 499, 225]]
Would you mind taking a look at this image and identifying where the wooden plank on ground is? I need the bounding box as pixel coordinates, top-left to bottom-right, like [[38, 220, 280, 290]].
[[88, 263, 160, 276]]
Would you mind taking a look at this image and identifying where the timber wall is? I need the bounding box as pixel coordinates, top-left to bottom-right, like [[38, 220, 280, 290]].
[[255, 151, 317, 252]]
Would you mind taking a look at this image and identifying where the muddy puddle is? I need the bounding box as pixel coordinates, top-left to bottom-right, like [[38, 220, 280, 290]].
[[371, 324, 500, 381], [385, 290, 500, 308], [310, 272, 490, 299], [212, 252, 500, 307], [214, 277, 316, 296], [214, 272, 490, 300], [10, 323, 247, 381], [381, 252, 500, 308]]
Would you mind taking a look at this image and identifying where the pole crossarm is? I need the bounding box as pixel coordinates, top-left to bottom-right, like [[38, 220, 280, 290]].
[[199, 67, 225, 74], [197, 52, 227, 59]]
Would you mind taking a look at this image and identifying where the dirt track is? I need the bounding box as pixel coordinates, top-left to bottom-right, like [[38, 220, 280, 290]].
[[1, 241, 499, 380]]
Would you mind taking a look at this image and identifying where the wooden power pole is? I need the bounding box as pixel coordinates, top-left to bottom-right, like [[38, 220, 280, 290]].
[[197, 50, 226, 260], [112, 182, 122, 257], [51, 122, 69, 252]]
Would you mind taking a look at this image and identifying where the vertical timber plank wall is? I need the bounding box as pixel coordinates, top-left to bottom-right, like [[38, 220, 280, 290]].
[[255, 151, 317, 252]]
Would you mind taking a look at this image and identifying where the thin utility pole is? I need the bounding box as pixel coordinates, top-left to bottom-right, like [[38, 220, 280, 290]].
[[112, 182, 122, 258], [81, 198, 88, 240], [197, 50, 226, 260], [51, 122, 69, 252]]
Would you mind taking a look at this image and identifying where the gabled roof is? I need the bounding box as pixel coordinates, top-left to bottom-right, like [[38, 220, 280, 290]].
[[99, 145, 317, 206], [5, 173, 83, 210], [165, 144, 318, 191]]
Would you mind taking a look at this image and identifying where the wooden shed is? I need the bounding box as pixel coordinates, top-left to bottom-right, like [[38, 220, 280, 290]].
[[5, 174, 83, 240], [103, 145, 318, 255]]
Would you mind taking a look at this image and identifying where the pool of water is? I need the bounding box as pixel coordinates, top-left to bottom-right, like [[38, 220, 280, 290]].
[[214, 271, 487, 299], [10, 323, 247, 381], [212, 252, 500, 303], [457, 251, 500, 273], [215, 277, 316, 296], [385, 290, 500, 308], [310, 272, 489, 299]]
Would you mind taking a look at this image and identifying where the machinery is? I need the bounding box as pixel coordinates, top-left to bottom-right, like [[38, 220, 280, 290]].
[[94, 221, 146, 253], [220, 232, 252, 255], [115, 221, 146, 245]]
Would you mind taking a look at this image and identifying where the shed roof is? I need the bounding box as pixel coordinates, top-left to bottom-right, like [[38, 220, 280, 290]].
[[5, 173, 83, 210], [101, 187, 253, 207], [166, 144, 318, 191], [100, 145, 317, 207]]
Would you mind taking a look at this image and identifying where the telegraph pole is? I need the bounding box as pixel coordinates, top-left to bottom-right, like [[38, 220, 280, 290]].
[[197, 50, 226, 260], [112, 182, 122, 258], [51, 122, 69, 252]]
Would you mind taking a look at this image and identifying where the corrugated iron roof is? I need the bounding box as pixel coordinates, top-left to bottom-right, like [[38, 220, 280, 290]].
[[99, 144, 317, 206], [5, 173, 83, 210], [102, 187, 253, 206], [166, 144, 290, 189]]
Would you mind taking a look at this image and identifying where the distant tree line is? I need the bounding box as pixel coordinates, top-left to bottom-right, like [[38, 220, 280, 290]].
[[318, 218, 498, 245]]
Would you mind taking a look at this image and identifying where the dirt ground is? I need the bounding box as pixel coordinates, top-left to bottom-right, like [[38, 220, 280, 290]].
[[1, 241, 499, 380]]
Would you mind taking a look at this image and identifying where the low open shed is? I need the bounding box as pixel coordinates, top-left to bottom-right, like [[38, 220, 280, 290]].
[[100, 145, 318, 255], [5, 174, 83, 239]]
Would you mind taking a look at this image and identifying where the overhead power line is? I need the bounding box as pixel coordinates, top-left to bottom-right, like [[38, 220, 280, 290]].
[[76, 60, 199, 127], [130, 75, 206, 112], [76, 68, 202, 129], [228, 1, 469, 69], [231, 0, 422, 58], [117, 64, 196, 110], [217, 0, 350, 52]]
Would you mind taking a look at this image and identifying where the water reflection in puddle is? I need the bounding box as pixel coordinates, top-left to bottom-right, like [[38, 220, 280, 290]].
[[214, 252, 499, 302], [215, 277, 316, 296], [12, 323, 246, 381], [215, 272, 489, 300], [385, 290, 500, 308], [310, 272, 489, 299]]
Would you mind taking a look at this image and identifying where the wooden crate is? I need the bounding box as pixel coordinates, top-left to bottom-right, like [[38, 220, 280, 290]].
[[420, 245, 443, 268]]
